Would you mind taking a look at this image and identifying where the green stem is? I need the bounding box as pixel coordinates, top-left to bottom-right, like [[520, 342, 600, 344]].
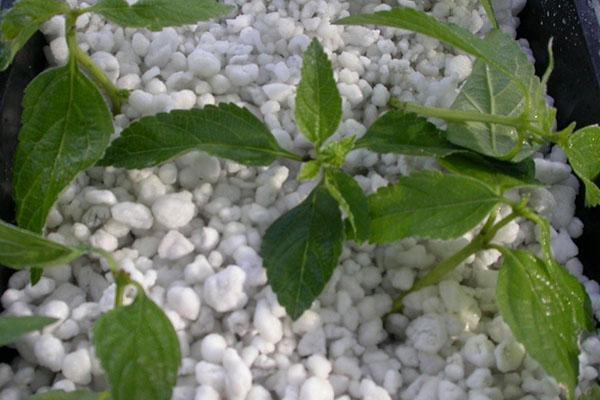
[[389, 210, 521, 314], [516, 207, 554, 263], [114, 271, 130, 308], [390, 98, 524, 127], [496, 137, 525, 161], [65, 10, 128, 114], [541, 38, 555, 88], [551, 122, 576, 148], [389, 99, 551, 153], [92, 248, 120, 274], [390, 235, 486, 313], [74, 46, 129, 114], [65, 12, 78, 73], [91, 248, 130, 308]]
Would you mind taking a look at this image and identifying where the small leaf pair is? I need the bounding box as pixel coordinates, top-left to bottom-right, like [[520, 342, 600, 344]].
[[261, 40, 371, 318]]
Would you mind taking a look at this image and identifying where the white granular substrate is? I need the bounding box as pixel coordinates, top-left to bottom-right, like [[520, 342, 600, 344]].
[[1, 0, 599, 399]]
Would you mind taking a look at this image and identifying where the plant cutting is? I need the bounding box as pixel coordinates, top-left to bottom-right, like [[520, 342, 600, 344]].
[[335, 6, 600, 399], [0, 0, 598, 399]]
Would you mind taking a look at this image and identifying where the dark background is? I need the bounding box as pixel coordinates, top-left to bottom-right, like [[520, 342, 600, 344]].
[[518, 0, 600, 283], [0, 0, 599, 359]]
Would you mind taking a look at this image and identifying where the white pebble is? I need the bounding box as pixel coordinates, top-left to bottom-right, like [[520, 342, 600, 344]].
[[85, 189, 117, 205], [62, 349, 91, 385], [406, 314, 448, 354], [158, 231, 195, 260], [225, 64, 259, 86], [495, 339, 525, 372], [34, 334, 65, 372], [195, 385, 220, 400], [306, 354, 332, 378], [200, 333, 227, 364], [167, 286, 201, 320], [534, 158, 572, 184], [111, 202, 153, 229], [253, 299, 283, 344], [132, 32, 150, 56], [262, 83, 294, 102], [152, 193, 196, 229], [26, 278, 56, 300], [50, 37, 69, 64], [188, 48, 222, 78], [299, 377, 334, 400], [203, 265, 247, 312], [223, 349, 252, 400], [445, 55, 473, 80], [184, 255, 214, 284], [195, 362, 225, 391], [360, 379, 391, 400], [371, 84, 390, 107], [463, 335, 495, 368]]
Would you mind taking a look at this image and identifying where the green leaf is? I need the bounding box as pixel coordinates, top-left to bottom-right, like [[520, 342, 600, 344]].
[[0, 220, 84, 270], [356, 111, 461, 157], [299, 161, 321, 182], [325, 170, 370, 243], [335, 8, 521, 82], [100, 103, 299, 169], [480, 0, 499, 29], [14, 65, 113, 234], [295, 38, 343, 146], [445, 30, 550, 161], [261, 186, 344, 319], [497, 249, 594, 400], [439, 152, 539, 194], [0, 0, 69, 71], [564, 126, 600, 206], [368, 171, 502, 243], [89, 0, 232, 31], [94, 291, 181, 400], [29, 389, 108, 400], [0, 316, 56, 346]]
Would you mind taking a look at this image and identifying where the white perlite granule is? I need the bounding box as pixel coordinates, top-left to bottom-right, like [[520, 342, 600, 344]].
[[2, 0, 599, 399]]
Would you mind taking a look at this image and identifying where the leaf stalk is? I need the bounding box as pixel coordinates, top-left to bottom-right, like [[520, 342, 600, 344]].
[[390, 99, 524, 127], [389, 208, 522, 314], [514, 207, 554, 262], [91, 248, 132, 308], [389, 235, 485, 313], [64, 10, 129, 114], [74, 46, 130, 114]]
